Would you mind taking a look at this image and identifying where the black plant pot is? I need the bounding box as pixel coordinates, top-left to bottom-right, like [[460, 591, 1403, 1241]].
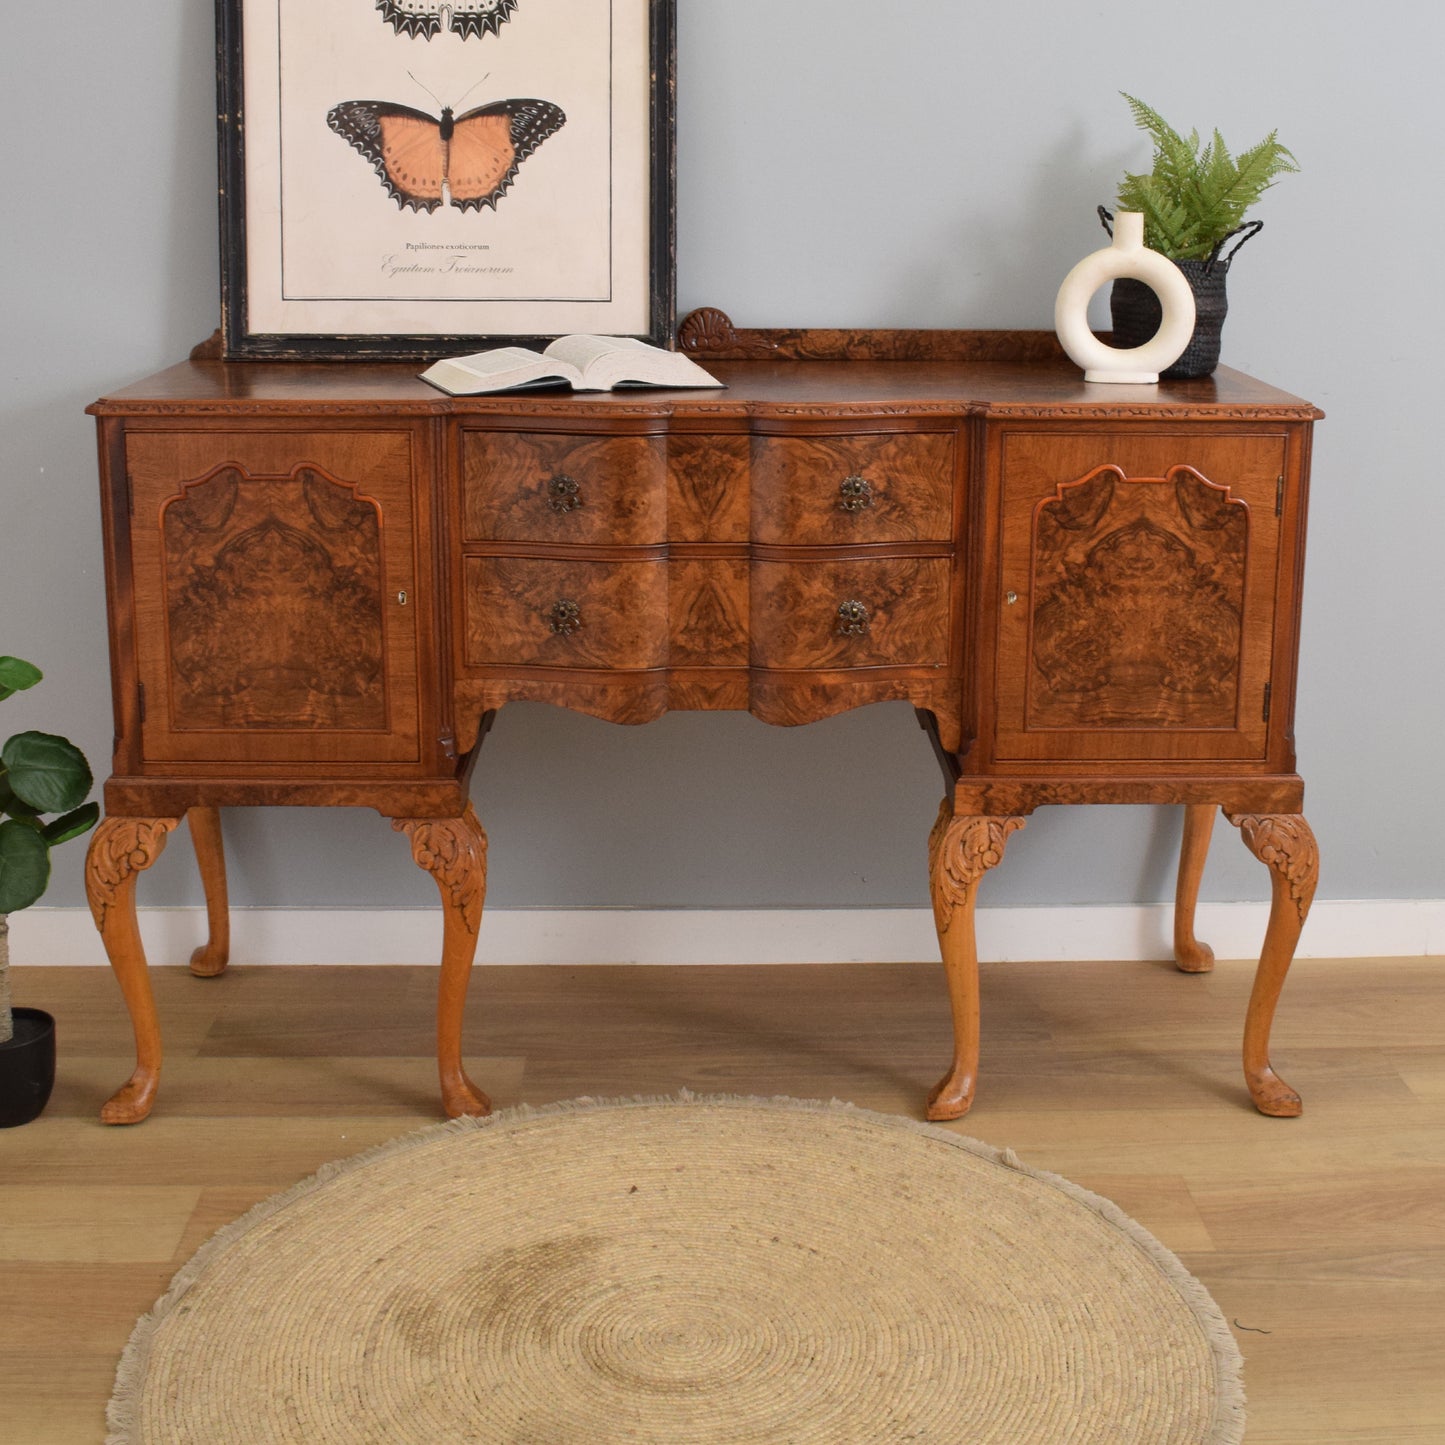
[[0, 1007, 57, 1127], [1111, 261, 1230, 379], [1098, 208, 1263, 380]]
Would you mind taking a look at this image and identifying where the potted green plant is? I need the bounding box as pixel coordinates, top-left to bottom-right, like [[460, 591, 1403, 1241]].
[[1105, 93, 1300, 377], [0, 656, 98, 1127]]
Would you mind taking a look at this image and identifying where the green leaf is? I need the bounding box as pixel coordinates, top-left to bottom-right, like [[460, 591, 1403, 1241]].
[[0, 656, 43, 702], [0, 817, 51, 913], [1115, 94, 1298, 258], [43, 802, 100, 846], [0, 771, 43, 820], [1, 731, 94, 814]]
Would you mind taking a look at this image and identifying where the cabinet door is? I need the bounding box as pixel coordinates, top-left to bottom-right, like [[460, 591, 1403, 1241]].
[[993, 430, 1286, 764], [124, 429, 423, 765]]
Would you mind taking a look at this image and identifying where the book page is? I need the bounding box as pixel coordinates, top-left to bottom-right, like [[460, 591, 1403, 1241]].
[[420, 347, 580, 394], [445, 346, 551, 379], [595, 346, 722, 389], [542, 334, 642, 374], [543, 333, 722, 388]]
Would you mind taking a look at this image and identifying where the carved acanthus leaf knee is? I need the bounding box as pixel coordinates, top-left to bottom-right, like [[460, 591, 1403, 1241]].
[[929, 809, 1026, 932], [1227, 813, 1320, 923], [393, 805, 488, 935], [85, 817, 181, 931]]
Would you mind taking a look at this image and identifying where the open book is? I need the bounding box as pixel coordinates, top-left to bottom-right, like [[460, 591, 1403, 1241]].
[[420, 334, 724, 395]]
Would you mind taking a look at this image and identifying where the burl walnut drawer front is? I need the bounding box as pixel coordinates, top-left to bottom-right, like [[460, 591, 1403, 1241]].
[[461, 431, 669, 546], [464, 557, 670, 669], [752, 432, 955, 544], [751, 558, 952, 670]]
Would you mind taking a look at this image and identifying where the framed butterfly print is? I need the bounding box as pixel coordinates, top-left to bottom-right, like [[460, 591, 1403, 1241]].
[[215, 0, 676, 358]]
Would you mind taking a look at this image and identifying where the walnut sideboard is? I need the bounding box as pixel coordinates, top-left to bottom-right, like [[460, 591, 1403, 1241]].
[[85, 313, 1322, 1125]]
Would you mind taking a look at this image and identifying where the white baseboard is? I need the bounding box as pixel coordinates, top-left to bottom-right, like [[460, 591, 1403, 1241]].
[[8, 899, 1443, 966]]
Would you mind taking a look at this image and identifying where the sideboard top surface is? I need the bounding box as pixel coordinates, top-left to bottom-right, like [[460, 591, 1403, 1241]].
[[90, 357, 1319, 421]]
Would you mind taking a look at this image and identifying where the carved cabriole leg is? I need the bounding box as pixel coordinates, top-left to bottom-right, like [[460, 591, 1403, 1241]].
[[1227, 812, 1320, 1118], [393, 804, 491, 1120], [186, 807, 231, 977], [1174, 803, 1218, 973], [85, 816, 181, 1124], [926, 800, 1027, 1121]]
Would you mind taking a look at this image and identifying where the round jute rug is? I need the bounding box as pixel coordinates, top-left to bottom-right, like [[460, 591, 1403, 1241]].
[[108, 1095, 1243, 1444]]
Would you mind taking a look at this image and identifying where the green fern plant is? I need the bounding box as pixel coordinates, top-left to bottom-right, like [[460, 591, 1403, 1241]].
[[1115, 94, 1299, 261]]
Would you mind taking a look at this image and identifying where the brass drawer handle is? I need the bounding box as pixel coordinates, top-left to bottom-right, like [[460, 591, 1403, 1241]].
[[547, 599, 582, 635], [838, 475, 874, 512], [836, 599, 870, 635], [547, 474, 583, 513]]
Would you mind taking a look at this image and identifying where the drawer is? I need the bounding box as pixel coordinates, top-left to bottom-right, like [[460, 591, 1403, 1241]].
[[751, 558, 952, 669], [461, 431, 667, 544], [464, 557, 668, 669], [752, 432, 954, 544]]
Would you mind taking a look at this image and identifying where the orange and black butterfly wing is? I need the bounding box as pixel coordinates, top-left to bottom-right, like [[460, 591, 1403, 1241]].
[[374, 1, 520, 41], [447, 99, 565, 212], [327, 101, 447, 213]]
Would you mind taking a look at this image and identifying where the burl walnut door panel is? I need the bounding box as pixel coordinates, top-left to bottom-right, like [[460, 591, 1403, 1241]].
[[124, 430, 423, 765], [994, 431, 1286, 763]]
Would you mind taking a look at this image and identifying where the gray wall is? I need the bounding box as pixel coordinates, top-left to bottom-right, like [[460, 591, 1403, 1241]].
[[3, 2, 1439, 917]]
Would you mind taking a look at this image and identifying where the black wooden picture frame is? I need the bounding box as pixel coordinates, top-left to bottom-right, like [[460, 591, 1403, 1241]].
[[215, 0, 676, 359]]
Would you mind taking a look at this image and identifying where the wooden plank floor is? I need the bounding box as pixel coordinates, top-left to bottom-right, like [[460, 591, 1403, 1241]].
[[3, 955, 1443, 1443]]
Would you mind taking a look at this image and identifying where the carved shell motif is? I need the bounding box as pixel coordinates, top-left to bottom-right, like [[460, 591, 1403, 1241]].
[[677, 307, 741, 354]]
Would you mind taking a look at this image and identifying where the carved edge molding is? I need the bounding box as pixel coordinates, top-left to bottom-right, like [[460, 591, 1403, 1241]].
[[983, 402, 1322, 421], [97, 397, 977, 421], [95, 397, 1320, 421], [1038, 461, 1244, 514], [89, 400, 448, 419], [393, 805, 489, 935], [161, 458, 384, 513], [928, 803, 1027, 933], [85, 817, 181, 931], [1228, 812, 1320, 923]]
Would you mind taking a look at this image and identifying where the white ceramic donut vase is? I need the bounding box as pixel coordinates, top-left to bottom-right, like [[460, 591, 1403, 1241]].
[[1054, 211, 1196, 383]]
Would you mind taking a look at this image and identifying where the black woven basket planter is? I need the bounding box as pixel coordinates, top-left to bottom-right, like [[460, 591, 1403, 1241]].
[[1100, 208, 1262, 379]]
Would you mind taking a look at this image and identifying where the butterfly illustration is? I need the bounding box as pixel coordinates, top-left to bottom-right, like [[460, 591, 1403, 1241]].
[[376, 0, 520, 41], [327, 97, 565, 213]]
